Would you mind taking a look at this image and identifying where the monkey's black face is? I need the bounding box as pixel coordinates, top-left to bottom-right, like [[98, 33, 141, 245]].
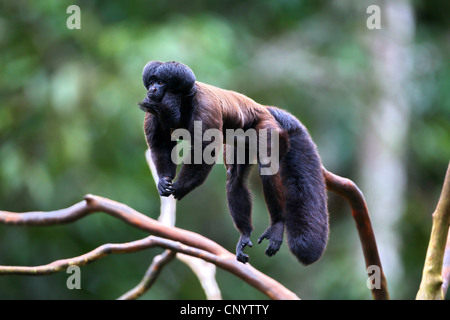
[[138, 79, 167, 115]]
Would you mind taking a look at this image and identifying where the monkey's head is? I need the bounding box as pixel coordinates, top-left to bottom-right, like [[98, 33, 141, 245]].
[[139, 61, 196, 124]]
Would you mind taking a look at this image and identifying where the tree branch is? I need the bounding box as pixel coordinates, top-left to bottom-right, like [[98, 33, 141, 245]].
[[323, 167, 390, 300], [0, 194, 299, 300], [0, 194, 228, 256], [0, 236, 173, 275], [416, 162, 450, 300]]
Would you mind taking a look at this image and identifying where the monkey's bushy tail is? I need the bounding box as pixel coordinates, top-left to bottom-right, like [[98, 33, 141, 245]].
[[268, 107, 329, 265]]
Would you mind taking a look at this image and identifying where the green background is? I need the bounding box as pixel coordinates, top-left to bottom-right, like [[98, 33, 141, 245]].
[[0, 0, 449, 299]]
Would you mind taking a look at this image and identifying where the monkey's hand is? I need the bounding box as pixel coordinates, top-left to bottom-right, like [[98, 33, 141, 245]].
[[236, 234, 253, 264], [172, 181, 189, 201], [158, 177, 174, 197], [257, 221, 284, 257]]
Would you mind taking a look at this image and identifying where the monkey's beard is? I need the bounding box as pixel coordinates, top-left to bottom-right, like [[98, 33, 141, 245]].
[[138, 101, 160, 115], [138, 98, 182, 127]]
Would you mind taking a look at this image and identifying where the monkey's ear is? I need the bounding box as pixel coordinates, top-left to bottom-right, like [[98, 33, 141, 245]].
[[142, 61, 164, 89]]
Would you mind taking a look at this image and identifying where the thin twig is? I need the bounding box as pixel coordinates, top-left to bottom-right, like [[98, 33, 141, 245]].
[[323, 167, 390, 300], [118, 250, 176, 300], [0, 236, 173, 275]]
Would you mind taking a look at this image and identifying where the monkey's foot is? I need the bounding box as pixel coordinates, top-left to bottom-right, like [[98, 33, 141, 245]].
[[257, 222, 284, 257], [236, 234, 253, 264]]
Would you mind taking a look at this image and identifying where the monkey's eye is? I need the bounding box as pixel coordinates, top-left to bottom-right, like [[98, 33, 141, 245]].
[[157, 81, 164, 86]]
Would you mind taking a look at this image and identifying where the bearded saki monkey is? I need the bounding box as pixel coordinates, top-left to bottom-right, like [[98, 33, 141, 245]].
[[139, 61, 328, 265]]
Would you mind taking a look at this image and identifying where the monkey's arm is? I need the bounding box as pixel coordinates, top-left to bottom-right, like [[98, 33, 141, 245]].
[[144, 113, 177, 196], [172, 141, 215, 200]]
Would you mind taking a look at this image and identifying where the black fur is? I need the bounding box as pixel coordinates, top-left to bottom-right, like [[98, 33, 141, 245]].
[[268, 107, 328, 265], [142, 60, 196, 94]]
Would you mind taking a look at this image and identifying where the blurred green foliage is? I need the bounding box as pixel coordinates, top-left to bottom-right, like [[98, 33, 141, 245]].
[[0, 0, 449, 299]]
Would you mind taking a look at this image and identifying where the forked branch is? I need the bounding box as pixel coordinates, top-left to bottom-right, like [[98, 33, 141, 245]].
[[0, 194, 299, 300], [118, 250, 176, 300]]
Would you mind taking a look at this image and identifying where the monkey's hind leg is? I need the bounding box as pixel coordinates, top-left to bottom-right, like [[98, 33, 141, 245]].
[[257, 167, 285, 257], [255, 122, 287, 258], [224, 146, 254, 263]]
